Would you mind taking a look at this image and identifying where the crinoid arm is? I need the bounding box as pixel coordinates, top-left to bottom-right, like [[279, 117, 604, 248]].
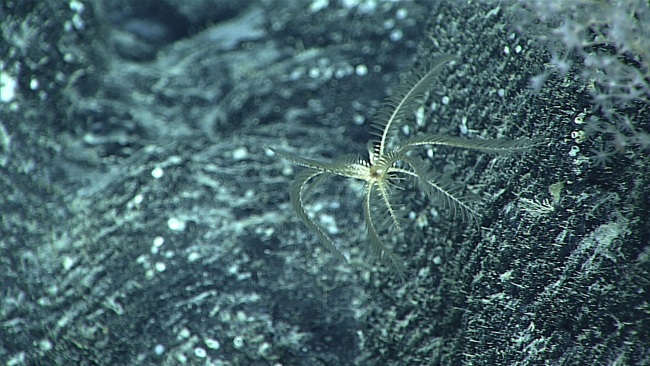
[[397, 134, 537, 155], [389, 155, 480, 224], [269, 147, 341, 173], [363, 184, 407, 278], [389, 136, 536, 223], [270, 147, 368, 180], [289, 169, 348, 262], [370, 55, 457, 160]]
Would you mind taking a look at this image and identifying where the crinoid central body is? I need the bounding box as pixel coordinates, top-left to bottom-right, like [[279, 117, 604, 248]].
[[271, 55, 534, 277]]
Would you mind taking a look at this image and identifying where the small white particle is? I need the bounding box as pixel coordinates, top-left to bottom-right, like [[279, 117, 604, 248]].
[[30, 78, 39, 90], [232, 147, 248, 160], [396, 8, 408, 19], [194, 347, 207, 358], [72, 14, 84, 30], [441, 96, 450, 105], [153, 236, 164, 247], [574, 112, 586, 125], [355, 64, 368, 76], [151, 167, 164, 179], [312, 202, 324, 212], [309, 67, 320, 79], [69, 0, 85, 13], [498, 88, 506, 98], [155, 262, 166, 272], [38, 339, 53, 351], [259, 342, 272, 357], [418, 267, 430, 277], [320, 214, 339, 234], [167, 217, 186, 231], [515, 45, 522, 54], [154, 344, 165, 355], [430, 207, 439, 220], [309, 0, 329, 13], [205, 338, 221, 350], [281, 166, 293, 176], [459, 116, 469, 135], [62, 256, 75, 271], [0, 72, 18, 103], [500, 269, 514, 282], [358, 0, 377, 13], [415, 214, 428, 229], [233, 336, 245, 349], [179, 327, 191, 339], [290, 68, 303, 80], [415, 106, 425, 127], [134, 194, 144, 205], [236, 310, 247, 322], [389, 29, 403, 42], [342, 0, 359, 9], [64, 20, 74, 32], [504, 46, 510, 55], [353, 114, 365, 125], [188, 252, 201, 262], [322, 68, 332, 80]]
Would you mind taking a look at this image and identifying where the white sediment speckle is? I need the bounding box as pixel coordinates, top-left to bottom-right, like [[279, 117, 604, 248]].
[[69, 0, 85, 13], [167, 217, 186, 231], [155, 262, 166, 272], [151, 167, 164, 179], [194, 347, 207, 358], [205, 338, 221, 350], [38, 339, 53, 351], [233, 335, 245, 349], [153, 236, 164, 247], [154, 344, 165, 355], [0, 72, 18, 103], [355, 64, 368, 76], [309, 0, 329, 13], [232, 146, 248, 160], [188, 252, 201, 262], [179, 327, 191, 339], [390, 29, 403, 42]]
